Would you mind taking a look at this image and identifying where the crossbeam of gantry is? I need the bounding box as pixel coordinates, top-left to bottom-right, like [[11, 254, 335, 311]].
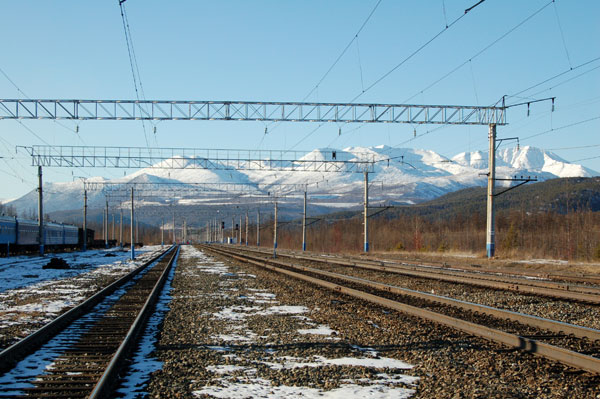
[[22, 145, 375, 173], [0, 99, 506, 125]]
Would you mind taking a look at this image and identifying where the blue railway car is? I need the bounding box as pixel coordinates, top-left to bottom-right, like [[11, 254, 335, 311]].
[[0, 216, 83, 255], [0, 216, 17, 245]]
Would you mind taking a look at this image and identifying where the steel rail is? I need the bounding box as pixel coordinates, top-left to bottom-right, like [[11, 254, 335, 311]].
[[204, 245, 600, 374], [89, 245, 179, 399], [207, 245, 600, 341], [239, 246, 600, 303], [0, 246, 174, 372]]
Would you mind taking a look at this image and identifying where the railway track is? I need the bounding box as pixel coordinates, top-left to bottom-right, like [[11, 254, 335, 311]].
[[203, 244, 600, 375], [236, 246, 600, 303], [0, 245, 178, 398]]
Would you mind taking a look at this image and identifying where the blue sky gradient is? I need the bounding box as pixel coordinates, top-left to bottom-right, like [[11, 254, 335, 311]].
[[1, 0, 598, 199]]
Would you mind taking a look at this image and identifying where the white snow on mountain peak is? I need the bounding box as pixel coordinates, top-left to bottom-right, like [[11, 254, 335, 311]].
[[6, 145, 597, 214]]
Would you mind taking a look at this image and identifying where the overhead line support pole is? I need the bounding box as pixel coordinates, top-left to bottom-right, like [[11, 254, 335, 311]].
[[486, 123, 496, 258], [273, 200, 278, 258], [119, 207, 123, 248], [38, 166, 46, 256], [130, 187, 135, 260], [245, 210, 248, 246], [82, 188, 87, 251], [38, 166, 44, 256], [257, 210, 260, 247], [104, 199, 109, 249], [302, 191, 307, 251], [364, 170, 369, 253]]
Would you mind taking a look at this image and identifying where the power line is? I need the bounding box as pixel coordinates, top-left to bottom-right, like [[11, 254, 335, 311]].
[[552, 0, 572, 69], [289, 0, 486, 152], [302, 0, 383, 103], [349, 0, 487, 104], [521, 115, 600, 141], [402, 0, 554, 105], [507, 56, 600, 100], [118, 0, 150, 147], [547, 144, 600, 151]]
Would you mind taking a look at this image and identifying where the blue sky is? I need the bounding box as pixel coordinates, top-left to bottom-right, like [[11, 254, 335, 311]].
[[1, 0, 598, 200]]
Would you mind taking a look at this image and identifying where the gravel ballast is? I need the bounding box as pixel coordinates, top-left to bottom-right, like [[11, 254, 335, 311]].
[[147, 246, 600, 398]]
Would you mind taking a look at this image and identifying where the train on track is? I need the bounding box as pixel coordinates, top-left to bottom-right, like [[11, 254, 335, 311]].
[[0, 216, 94, 255]]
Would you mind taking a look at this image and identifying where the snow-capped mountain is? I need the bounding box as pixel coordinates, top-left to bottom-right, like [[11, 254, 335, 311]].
[[6, 145, 597, 217]]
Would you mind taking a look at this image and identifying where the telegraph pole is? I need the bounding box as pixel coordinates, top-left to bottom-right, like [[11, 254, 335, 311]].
[[302, 191, 307, 251], [130, 187, 135, 260], [82, 188, 87, 251], [273, 201, 278, 258], [486, 123, 496, 258], [363, 170, 369, 253]]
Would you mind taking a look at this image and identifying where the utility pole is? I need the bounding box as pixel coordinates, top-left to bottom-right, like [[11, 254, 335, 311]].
[[363, 170, 369, 253], [112, 214, 115, 242], [302, 191, 307, 251], [231, 217, 234, 244], [161, 219, 164, 247], [486, 123, 496, 258], [120, 207, 123, 248], [38, 166, 44, 256], [172, 208, 175, 244], [183, 220, 187, 243], [104, 199, 109, 249], [82, 188, 87, 251], [239, 215, 242, 245], [273, 201, 278, 258], [130, 187, 135, 260], [206, 221, 209, 242], [135, 220, 138, 245], [257, 209, 260, 246], [245, 210, 248, 246]]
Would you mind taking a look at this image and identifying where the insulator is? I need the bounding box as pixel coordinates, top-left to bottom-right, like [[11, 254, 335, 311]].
[[413, 128, 416, 137], [264, 127, 268, 134], [551, 98, 555, 112], [527, 103, 530, 117], [75, 125, 79, 133], [153, 126, 157, 134]]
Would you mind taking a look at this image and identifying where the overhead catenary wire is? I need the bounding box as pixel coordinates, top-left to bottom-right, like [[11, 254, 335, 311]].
[[552, 0, 572, 69], [348, 0, 487, 104], [401, 0, 554, 105], [288, 0, 485, 153], [507, 56, 600, 100], [118, 0, 150, 147]]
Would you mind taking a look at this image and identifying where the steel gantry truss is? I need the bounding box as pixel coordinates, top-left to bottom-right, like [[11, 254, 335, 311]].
[[20, 145, 375, 173], [8, 96, 540, 258], [0, 99, 506, 125]]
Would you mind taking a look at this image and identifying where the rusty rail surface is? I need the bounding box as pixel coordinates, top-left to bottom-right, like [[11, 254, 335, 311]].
[[0, 245, 178, 398], [236, 246, 600, 303], [204, 244, 600, 374]]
